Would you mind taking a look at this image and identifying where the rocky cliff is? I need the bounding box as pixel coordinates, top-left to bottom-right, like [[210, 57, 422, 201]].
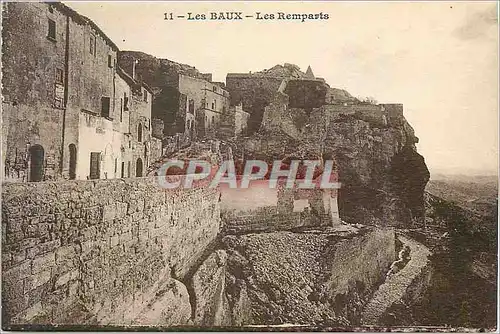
[[230, 96, 429, 227], [187, 225, 396, 327]]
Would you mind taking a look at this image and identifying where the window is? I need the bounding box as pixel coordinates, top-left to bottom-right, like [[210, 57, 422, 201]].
[[212, 115, 215, 127], [137, 123, 143, 142], [55, 68, 64, 84], [108, 55, 113, 68], [29, 145, 45, 182], [54, 95, 63, 109], [121, 161, 125, 178], [101, 96, 110, 118], [68, 144, 77, 180], [54, 68, 64, 108], [120, 98, 123, 122], [212, 100, 215, 110], [114, 158, 117, 174], [89, 33, 96, 56], [143, 89, 148, 102], [47, 19, 56, 40], [89, 152, 101, 179], [136, 158, 143, 177], [188, 99, 194, 114], [127, 161, 131, 178], [124, 93, 129, 111], [213, 86, 217, 92]]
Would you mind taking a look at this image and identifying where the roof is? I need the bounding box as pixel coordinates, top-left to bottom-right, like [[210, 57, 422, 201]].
[[52, 2, 119, 51], [305, 66, 315, 79], [116, 66, 154, 95]]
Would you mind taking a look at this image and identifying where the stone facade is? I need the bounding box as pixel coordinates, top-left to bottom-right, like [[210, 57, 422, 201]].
[[178, 75, 230, 139], [233, 104, 250, 136], [1, 2, 160, 182], [1, 177, 221, 326], [225, 74, 283, 133]]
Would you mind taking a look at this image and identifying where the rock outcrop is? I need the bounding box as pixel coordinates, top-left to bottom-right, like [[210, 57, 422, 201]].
[[218, 226, 396, 326], [229, 84, 429, 227]]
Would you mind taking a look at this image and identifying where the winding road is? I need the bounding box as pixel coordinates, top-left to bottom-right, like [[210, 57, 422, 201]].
[[361, 235, 431, 325]]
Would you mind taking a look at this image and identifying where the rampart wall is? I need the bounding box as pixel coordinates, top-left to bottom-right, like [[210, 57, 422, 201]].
[[2, 177, 221, 326]]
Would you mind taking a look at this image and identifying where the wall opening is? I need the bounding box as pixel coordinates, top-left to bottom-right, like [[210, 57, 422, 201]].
[[136, 158, 143, 177], [89, 152, 101, 179], [138, 123, 143, 142], [29, 145, 45, 182], [68, 144, 77, 180]]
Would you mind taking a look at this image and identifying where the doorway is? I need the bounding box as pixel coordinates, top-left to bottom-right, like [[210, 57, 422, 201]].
[[29, 144, 44, 182], [68, 144, 77, 180], [89, 152, 101, 179], [136, 158, 143, 177]]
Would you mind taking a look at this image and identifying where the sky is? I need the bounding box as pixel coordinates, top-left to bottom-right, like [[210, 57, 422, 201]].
[[66, 1, 499, 176]]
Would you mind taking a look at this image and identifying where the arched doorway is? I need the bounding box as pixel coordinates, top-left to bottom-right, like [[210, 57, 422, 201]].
[[29, 145, 44, 182], [136, 158, 143, 177], [68, 144, 77, 180]]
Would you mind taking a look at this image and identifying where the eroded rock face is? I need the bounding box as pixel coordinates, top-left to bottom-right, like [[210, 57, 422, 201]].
[[233, 99, 429, 227], [133, 277, 192, 326], [323, 116, 429, 226], [190, 250, 232, 326]]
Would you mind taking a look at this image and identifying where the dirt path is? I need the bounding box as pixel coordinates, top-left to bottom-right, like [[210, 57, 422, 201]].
[[361, 235, 431, 325]]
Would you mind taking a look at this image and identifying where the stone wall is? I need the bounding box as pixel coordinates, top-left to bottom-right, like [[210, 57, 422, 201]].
[[284, 79, 327, 109], [151, 118, 164, 139], [220, 183, 339, 233], [1, 177, 221, 327], [225, 75, 283, 133]]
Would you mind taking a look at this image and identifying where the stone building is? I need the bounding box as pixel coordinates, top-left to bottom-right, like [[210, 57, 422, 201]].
[[1, 2, 161, 182], [117, 52, 231, 142], [179, 75, 230, 139], [225, 64, 329, 133]]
